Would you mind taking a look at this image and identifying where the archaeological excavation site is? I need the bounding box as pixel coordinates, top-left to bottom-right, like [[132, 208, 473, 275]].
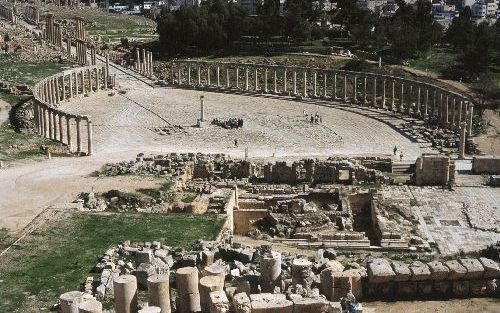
[[0, 1, 499, 313]]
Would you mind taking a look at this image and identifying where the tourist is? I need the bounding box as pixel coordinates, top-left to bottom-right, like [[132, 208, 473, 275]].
[[400, 151, 403, 161], [393, 146, 398, 156], [310, 115, 314, 124], [234, 139, 238, 147]]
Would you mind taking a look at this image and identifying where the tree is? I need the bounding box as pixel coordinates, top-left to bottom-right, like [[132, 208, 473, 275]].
[[284, 0, 312, 43]]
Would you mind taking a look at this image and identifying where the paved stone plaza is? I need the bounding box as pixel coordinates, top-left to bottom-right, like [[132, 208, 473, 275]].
[[62, 67, 434, 159], [381, 183, 500, 255]]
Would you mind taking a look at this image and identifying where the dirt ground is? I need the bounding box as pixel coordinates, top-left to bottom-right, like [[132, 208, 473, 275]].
[[474, 109, 500, 155], [366, 298, 500, 313]]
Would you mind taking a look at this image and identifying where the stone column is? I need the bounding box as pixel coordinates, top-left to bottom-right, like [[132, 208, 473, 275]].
[[363, 76, 367, 105], [273, 69, 277, 93], [352, 75, 357, 103], [207, 66, 211, 86], [136, 49, 140, 72], [391, 80, 395, 111], [382, 79, 386, 109], [245, 67, 249, 91], [76, 117, 82, 153], [105, 54, 110, 90], [216, 66, 220, 88], [176, 267, 201, 313], [48, 110, 53, 139], [236, 67, 239, 89], [264, 68, 268, 93], [87, 119, 93, 156], [75, 71, 80, 96], [53, 112, 58, 140], [67, 37, 71, 56], [303, 71, 307, 97], [187, 65, 191, 86], [452, 98, 457, 126], [424, 89, 429, 117], [459, 122, 466, 160], [323, 72, 328, 98], [78, 300, 102, 313], [416, 86, 421, 114], [148, 274, 171, 313], [283, 69, 287, 93], [226, 67, 230, 88], [55, 77, 61, 104], [333, 73, 337, 99], [400, 82, 405, 113], [198, 66, 201, 86], [66, 115, 72, 151], [260, 251, 282, 293], [43, 107, 49, 138], [458, 100, 464, 125], [59, 113, 64, 142], [444, 95, 449, 125], [313, 71, 317, 97], [200, 96, 205, 122], [467, 102, 473, 137], [372, 77, 377, 107], [142, 49, 147, 74], [59, 291, 84, 313], [293, 71, 297, 95], [343, 74, 347, 101], [291, 258, 312, 287], [254, 68, 258, 91], [178, 66, 182, 85], [199, 275, 224, 313], [114, 274, 138, 313]]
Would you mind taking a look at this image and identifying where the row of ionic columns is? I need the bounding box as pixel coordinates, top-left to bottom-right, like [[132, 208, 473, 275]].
[[75, 17, 86, 40], [170, 61, 474, 136], [134, 48, 154, 78], [44, 14, 63, 47], [75, 39, 88, 65], [0, 4, 17, 24], [33, 103, 92, 155], [24, 6, 39, 25], [32, 65, 115, 156]]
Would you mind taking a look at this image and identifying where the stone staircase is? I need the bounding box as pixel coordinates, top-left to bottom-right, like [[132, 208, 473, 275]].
[[391, 162, 415, 174]]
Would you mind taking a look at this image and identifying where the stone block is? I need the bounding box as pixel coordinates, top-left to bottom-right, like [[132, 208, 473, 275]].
[[233, 293, 251, 313], [333, 272, 352, 290], [417, 281, 433, 296], [452, 280, 470, 297], [479, 258, 500, 279], [469, 280, 488, 296], [136, 263, 156, 290], [409, 261, 431, 281], [390, 261, 411, 282], [136, 249, 153, 264], [250, 293, 293, 313], [209, 290, 229, 313], [292, 297, 329, 313], [433, 281, 451, 296], [444, 260, 467, 280], [427, 261, 449, 280], [459, 259, 484, 280], [342, 269, 363, 299], [327, 302, 342, 313], [396, 281, 417, 298], [367, 258, 395, 283]]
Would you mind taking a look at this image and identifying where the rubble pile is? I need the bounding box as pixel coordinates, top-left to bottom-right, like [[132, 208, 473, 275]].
[[58, 238, 500, 312]]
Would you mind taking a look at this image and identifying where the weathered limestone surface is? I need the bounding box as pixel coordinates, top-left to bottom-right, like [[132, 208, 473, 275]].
[[367, 258, 395, 283]]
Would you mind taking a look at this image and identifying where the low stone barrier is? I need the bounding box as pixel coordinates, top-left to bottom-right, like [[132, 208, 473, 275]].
[[472, 156, 500, 175], [365, 257, 500, 299]]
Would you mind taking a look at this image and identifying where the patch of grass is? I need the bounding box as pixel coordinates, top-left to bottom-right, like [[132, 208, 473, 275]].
[[181, 193, 198, 203], [407, 47, 460, 77], [0, 55, 74, 86], [0, 228, 8, 241], [0, 212, 225, 312], [0, 92, 22, 106]]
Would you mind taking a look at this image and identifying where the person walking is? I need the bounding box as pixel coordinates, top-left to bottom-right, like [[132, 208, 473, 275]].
[[234, 139, 238, 147], [399, 151, 404, 161], [393, 146, 398, 156]]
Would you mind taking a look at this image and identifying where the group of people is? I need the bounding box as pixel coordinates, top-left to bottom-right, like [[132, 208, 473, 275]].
[[211, 118, 244, 129], [394, 146, 404, 161], [304, 109, 322, 124]]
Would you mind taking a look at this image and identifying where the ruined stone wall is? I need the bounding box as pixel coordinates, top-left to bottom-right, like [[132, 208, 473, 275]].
[[233, 209, 268, 235], [472, 156, 500, 175], [365, 257, 500, 300], [415, 154, 454, 186]]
